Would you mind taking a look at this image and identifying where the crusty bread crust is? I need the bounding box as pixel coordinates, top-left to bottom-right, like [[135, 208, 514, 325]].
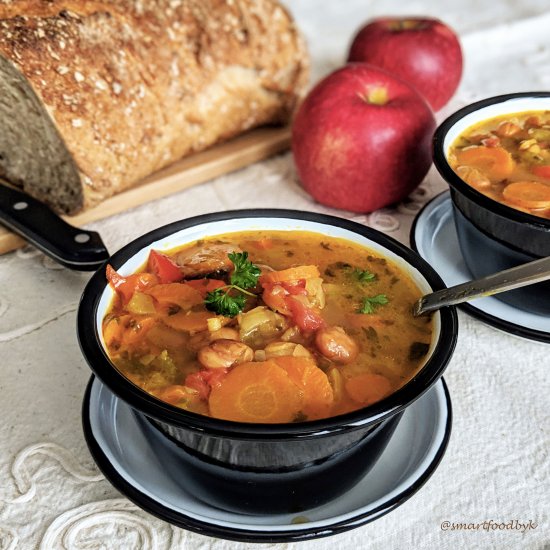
[[0, 0, 309, 214]]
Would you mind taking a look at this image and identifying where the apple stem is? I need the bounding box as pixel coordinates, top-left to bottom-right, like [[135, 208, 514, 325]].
[[359, 87, 389, 106], [387, 19, 428, 31]]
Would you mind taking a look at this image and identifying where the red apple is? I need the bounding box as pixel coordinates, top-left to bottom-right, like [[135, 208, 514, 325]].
[[347, 17, 462, 111], [291, 64, 436, 213]]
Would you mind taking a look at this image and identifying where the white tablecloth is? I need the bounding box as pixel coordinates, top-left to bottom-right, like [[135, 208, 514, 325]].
[[1, 1, 549, 549]]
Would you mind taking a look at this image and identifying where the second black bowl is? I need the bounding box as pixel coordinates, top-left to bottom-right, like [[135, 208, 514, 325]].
[[433, 92, 550, 315]]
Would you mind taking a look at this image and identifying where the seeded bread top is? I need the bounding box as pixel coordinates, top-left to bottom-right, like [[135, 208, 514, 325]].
[[0, 0, 309, 213]]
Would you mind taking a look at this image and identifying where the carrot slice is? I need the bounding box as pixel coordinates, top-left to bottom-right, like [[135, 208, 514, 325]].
[[272, 356, 333, 420], [162, 310, 216, 333], [145, 283, 203, 309], [532, 165, 550, 179], [455, 146, 515, 180], [260, 265, 320, 285], [502, 181, 550, 210], [345, 373, 393, 406], [120, 317, 157, 347], [184, 278, 226, 298], [209, 361, 303, 423]]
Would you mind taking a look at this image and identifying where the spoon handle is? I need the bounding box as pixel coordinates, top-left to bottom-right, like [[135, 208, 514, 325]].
[[413, 256, 550, 316]]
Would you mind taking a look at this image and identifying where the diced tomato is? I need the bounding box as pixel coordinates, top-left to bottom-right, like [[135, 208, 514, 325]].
[[201, 368, 229, 389], [262, 284, 292, 315], [185, 278, 226, 298], [185, 372, 209, 400], [281, 280, 308, 295], [106, 265, 158, 304], [185, 368, 229, 400], [532, 165, 550, 179], [287, 297, 325, 332], [263, 280, 317, 320], [148, 250, 184, 284]]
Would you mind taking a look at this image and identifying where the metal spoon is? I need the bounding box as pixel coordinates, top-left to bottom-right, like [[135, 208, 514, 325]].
[[413, 256, 550, 316]]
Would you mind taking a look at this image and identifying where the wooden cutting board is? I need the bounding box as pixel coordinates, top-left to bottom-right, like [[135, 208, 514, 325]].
[[0, 126, 290, 256]]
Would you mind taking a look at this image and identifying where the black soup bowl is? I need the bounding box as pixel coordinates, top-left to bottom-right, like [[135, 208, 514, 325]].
[[433, 92, 550, 315], [78, 209, 458, 514]]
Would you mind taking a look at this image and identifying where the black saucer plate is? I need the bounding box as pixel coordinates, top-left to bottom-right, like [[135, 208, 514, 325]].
[[82, 376, 452, 543], [410, 192, 550, 344]]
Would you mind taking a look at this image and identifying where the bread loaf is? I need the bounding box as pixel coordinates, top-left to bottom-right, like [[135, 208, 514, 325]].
[[0, 0, 308, 214]]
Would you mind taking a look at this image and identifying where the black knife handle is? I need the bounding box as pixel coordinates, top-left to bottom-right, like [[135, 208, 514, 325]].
[[0, 183, 110, 270]]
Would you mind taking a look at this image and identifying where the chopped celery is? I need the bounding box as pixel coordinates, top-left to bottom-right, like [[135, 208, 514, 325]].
[[126, 291, 156, 315]]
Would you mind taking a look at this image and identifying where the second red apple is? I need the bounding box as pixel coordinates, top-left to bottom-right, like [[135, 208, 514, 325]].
[[348, 17, 462, 111], [292, 64, 436, 213]]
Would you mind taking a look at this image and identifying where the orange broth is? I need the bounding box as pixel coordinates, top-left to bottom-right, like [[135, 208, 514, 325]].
[[449, 110, 550, 219], [102, 231, 434, 423]]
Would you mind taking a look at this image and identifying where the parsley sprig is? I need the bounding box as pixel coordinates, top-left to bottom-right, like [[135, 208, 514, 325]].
[[228, 251, 261, 289], [204, 252, 260, 317], [352, 268, 377, 283], [205, 290, 247, 317], [358, 294, 389, 314]]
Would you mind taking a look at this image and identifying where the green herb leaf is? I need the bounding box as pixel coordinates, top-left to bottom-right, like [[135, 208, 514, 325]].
[[358, 294, 389, 314], [229, 251, 261, 289], [352, 268, 377, 283], [205, 288, 247, 318], [204, 251, 260, 317]]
